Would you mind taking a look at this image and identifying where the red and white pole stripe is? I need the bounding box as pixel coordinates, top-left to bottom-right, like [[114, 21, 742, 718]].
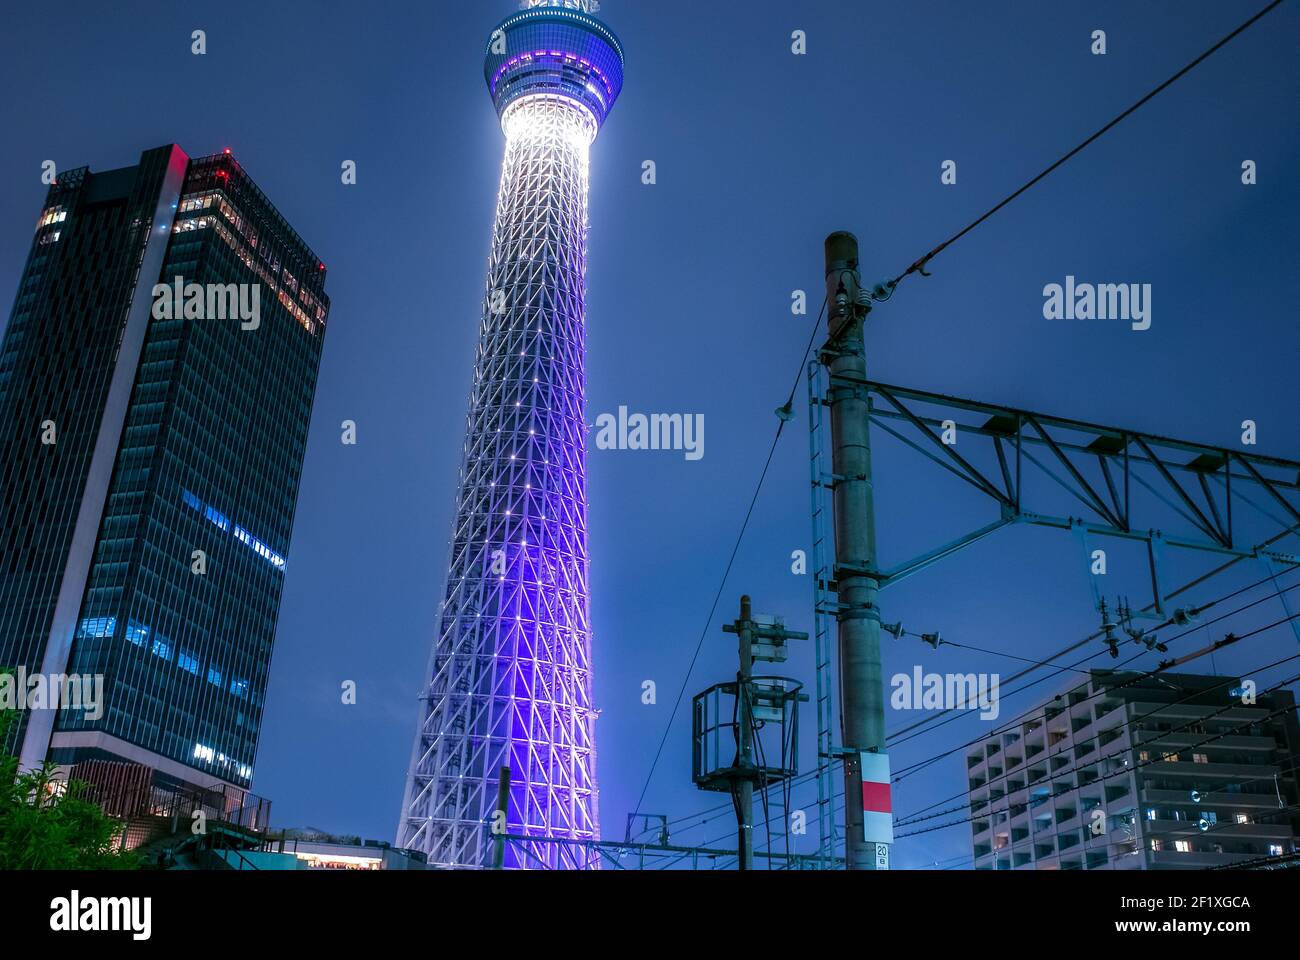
[[861, 752, 893, 844]]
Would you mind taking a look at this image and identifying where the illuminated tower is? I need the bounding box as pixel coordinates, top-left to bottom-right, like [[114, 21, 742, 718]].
[[398, 0, 624, 868]]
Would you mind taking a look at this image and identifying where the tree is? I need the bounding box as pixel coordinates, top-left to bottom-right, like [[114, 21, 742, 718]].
[[0, 707, 140, 869]]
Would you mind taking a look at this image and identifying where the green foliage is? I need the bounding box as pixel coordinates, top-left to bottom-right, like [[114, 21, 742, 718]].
[[0, 708, 141, 870]]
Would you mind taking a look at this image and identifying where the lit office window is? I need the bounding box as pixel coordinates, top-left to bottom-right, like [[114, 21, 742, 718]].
[[77, 617, 117, 639], [37, 206, 67, 228]]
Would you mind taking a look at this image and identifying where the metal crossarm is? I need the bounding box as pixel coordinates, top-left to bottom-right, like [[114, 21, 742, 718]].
[[821, 376, 1300, 588]]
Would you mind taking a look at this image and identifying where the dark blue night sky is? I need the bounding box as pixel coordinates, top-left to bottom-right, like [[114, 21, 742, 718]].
[[2, 0, 1297, 868]]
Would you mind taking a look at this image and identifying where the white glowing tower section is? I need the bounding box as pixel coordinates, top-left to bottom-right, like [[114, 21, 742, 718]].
[[398, 1, 624, 869]]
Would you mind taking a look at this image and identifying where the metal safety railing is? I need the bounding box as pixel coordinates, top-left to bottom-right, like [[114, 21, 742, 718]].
[[495, 832, 843, 870]]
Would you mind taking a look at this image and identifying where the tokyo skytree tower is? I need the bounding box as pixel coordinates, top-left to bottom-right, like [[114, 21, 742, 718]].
[[398, 0, 624, 868]]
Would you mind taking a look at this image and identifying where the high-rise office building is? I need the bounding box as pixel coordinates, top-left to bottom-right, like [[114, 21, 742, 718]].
[[967, 670, 1300, 869], [397, 0, 624, 868], [0, 145, 328, 800]]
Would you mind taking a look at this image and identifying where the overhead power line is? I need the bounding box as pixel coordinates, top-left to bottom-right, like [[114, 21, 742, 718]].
[[638, 0, 1291, 859], [885, 0, 1286, 291], [894, 630, 1300, 839], [629, 294, 829, 819], [883, 529, 1300, 747], [887, 568, 1300, 780], [827, 616, 1300, 839], [668, 564, 1300, 840], [893, 614, 1300, 827]]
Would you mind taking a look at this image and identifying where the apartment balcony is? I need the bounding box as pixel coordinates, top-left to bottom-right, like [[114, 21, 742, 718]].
[[1103, 781, 1133, 805], [1095, 723, 1130, 748], [1140, 786, 1285, 807], [1148, 849, 1274, 869], [1143, 818, 1293, 843], [1111, 847, 1148, 870], [1055, 809, 1082, 833], [1140, 768, 1278, 795], [1149, 759, 1275, 777], [1108, 825, 1141, 847], [1128, 702, 1271, 725], [1133, 730, 1272, 751]]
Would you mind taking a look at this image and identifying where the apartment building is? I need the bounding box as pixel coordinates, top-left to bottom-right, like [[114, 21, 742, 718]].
[[967, 670, 1300, 869]]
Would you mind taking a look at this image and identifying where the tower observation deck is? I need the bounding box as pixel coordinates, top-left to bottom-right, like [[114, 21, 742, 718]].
[[397, 0, 624, 869]]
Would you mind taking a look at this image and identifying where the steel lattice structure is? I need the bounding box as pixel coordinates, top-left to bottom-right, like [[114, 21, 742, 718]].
[[398, 1, 624, 869]]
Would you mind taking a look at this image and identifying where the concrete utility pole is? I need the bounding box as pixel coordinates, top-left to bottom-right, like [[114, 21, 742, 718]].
[[491, 766, 511, 870], [713, 595, 810, 871], [824, 232, 889, 871], [733, 595, 757, 870]]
